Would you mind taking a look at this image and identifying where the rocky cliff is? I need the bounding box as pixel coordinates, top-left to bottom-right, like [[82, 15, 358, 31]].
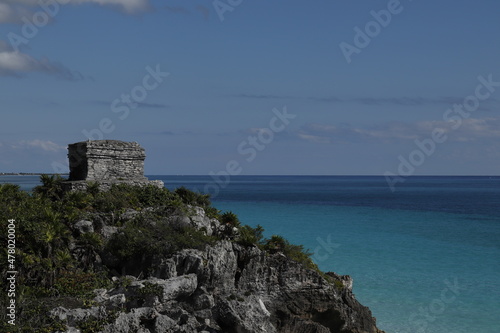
[[51, 205, 384, 333]]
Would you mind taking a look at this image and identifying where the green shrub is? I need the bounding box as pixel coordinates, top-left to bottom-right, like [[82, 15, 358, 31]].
[[333, 279, 345, 290], [33, 174, 65, 200], [263, 235, 319, 271], [79, 232, 104, 249], [220, 211, 240, 227], [76, 309, 119, 333], [63, 190, 93, 210], [113, 276, 134, 289], [91, 187, 138, 212], [89, 184, 180, 212], [237, 224, 264, 246], [175, 186, 211, 207], [137, 282, 163, 298], [133, 184, 177, 207], [0, 183, 28, 204], [105, 216, 218, 269], [54, 270, 111, 297], [204, 206, 221, 219], [0, 303, 67, 333], [264, 235, 287, 252], [86, 181, 100, 196], [77, 318, 107, 333]]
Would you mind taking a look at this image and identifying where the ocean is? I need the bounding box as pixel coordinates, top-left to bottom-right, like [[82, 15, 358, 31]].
[[3, 175, 499, 333]]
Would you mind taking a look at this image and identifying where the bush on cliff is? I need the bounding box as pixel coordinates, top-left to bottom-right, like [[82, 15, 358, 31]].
[[220, 211, 241, 227], [263, 235, 319, 271], [105, 214, 217, 265], [175, 186, 210, 207], [90, 183, 181, 212], [236, 224, 265, 247], [33, 174, 65, 200]]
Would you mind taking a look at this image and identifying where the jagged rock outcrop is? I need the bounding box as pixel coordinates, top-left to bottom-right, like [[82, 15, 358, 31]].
[[52, 207, 385, 333]]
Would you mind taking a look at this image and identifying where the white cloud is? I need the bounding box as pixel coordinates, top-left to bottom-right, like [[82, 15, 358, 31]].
[[0, 3, 13, 21], [0, 50, 36, 72], [0, 3, 32, 23], [0, 49, 83, 80], [0, 0, 150, 20], [0, 1, 150, 78], [79, 0, 150, 14]]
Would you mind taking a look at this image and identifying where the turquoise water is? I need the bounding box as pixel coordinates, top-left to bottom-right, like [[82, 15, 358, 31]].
[[3, 175, 500, 333], [159, 176, 500, 333]]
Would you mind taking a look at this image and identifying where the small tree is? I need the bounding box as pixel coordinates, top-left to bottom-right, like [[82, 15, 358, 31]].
[[237, 224, 264, 247], [34, 174, 65, 200], [175, 186, 211, 207], [220, 211, 240, 227]]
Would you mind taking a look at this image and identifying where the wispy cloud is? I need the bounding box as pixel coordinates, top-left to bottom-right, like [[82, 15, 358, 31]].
[[0, 0, 153, 80], [8, 139, 65, 152], [233, 93, 296, 100], [306, 96, 343, 103], [234, 93, 498, 108], [349, 97, 459, 106], [90, 100, 168, 109], [0, 3, 34, 24], [0, 48, 84, 80], [297, 118, 500, 144], [0, 0, 151, 19], [80, 0, 150, 14]]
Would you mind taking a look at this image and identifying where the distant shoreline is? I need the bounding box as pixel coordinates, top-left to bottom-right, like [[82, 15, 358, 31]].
[[1, 173, 498, 177], [0, 173, 69, 176]]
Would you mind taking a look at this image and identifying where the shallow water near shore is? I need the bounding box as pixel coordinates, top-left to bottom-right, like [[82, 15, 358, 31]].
[[4, 175, 500, 333]]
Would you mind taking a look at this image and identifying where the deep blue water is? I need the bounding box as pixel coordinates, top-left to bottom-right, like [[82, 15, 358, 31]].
[[3, 175, 500, 333]]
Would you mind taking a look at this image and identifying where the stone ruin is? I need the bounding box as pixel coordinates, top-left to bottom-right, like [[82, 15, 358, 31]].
[[62, 140, 163, 191]]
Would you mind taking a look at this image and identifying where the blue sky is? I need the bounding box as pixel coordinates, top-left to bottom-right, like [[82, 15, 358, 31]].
[[1, 0, 499, 175]]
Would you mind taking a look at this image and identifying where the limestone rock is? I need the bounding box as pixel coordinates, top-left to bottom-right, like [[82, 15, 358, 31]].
[[74, 220, 94, 234], [51, 206, 385, 333], [50, 306, 106, 327]]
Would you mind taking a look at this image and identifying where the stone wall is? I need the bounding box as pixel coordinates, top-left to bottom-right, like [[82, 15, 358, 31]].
[[68, 140, 147, 181], [62, 179, 165, 192], [64, 140, 163, 191]]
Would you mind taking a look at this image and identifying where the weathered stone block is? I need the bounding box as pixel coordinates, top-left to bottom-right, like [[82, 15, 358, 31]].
[[68, 140, 146, 181], [63, 140, 163, 191]]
